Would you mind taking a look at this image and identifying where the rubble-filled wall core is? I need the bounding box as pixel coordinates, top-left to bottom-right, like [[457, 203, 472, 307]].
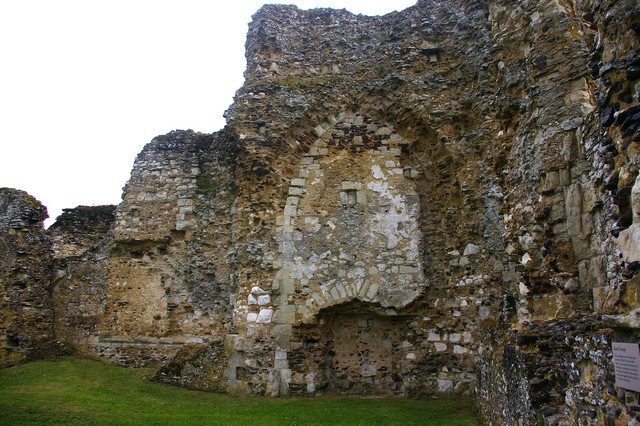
[[258, 113, 427, 395], [92, 130, 239, 366], [0, 189, 56, 368], [1, 0, 640, 423], [49, 205, 115, 356]]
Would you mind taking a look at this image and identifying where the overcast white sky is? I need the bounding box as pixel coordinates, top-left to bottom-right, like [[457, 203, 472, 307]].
[[0, 1, 415, 226]]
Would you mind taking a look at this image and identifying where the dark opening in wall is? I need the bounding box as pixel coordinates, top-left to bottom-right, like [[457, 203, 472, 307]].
[[294, 301, 410, 395], [6, 335, 20, 347], [420, 46, 441, 63]]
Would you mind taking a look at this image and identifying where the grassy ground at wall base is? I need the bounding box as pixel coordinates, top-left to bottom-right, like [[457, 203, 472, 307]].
[[0, 358, 477, 425]]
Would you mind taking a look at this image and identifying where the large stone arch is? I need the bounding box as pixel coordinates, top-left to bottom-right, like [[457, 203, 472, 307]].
[[244, 111, 428, 394]]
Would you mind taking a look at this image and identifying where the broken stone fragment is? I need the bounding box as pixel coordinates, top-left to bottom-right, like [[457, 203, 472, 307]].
[[601, 106, 615, 127], [463, 243, 480, 256], [563, 278, 579, 293], [603, 307, 640, 329], [256, 309, 273, 324], [521, 252, 533, 267], [617, 225, 640, 262]]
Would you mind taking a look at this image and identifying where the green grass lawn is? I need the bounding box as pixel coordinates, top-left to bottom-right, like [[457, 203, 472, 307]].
[[0, 358, 477, 425]]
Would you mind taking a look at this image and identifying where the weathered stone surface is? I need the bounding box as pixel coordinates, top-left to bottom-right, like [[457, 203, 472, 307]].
[[1, 0, 640, 423], [618, 225, 640, 263], [153, 341, 228, 392], [476, 318, 634, 425], [48, 205, 115, 259], [48, 205, 115, 355], [0, 188, 56, 368], [92, 129, 239, 366]]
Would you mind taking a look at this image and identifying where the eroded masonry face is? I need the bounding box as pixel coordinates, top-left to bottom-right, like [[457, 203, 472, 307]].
[[6, 0, 640, 422], [295, 302, 409, 395], [236, 113, 426, 394]]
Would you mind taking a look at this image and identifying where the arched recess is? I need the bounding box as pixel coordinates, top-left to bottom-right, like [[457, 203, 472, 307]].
[[258, 111, 427, 395], [292, 301, 410, 395]]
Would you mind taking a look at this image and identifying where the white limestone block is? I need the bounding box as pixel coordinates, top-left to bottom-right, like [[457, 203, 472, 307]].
[[633, 173, 640, 223], [311, 292, 325, 306], [341, 181, 360, 190], [356, 191, 366, 204], [449, 333, 462, 342], [434, 342, 447, 352], [284, 205, 297, 217], [372, 164, 385, 180], [463, 243, 480, 256], [365, 282, 379, 299], [428, 332, 440, 341], [256, 309, 273, 323], [437, 379, 453, 392], [360, 363, 377, 377], [274, 359, 288, 369], [618, 224, 640, 263], [399, 265, 420, 274], [453, 345, 468, 354], [306, 373, 316, 394]]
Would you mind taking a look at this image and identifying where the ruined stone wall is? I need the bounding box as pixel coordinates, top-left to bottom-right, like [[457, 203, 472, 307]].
[[114, 0, 640, 409], [48, 205, 115, 355], [91, 0, 497, 395], [476, 319, 629, 425], [92, 129, 239, 366], [1, 0, 640, 423], [216, 0, 497, 396], [0, 188, 55, 368], [151, 0, 640, 419], [475, 0, 640, 424]]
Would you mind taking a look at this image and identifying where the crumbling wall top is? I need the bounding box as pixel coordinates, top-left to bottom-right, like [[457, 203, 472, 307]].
[[0, 188, 48, 231]]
